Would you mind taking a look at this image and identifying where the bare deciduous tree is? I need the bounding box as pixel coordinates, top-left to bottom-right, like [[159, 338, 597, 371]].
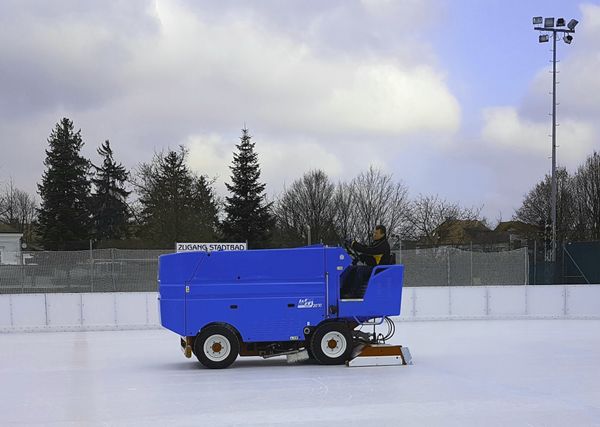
[[572, 151, 600, 240], [274, 167, 410, 246], [274, 170, 337, 245], [0, 179, 38, 242], [407, 194, 482, 244], [342, 166, 410, 243], [332, 181, 355, 241]]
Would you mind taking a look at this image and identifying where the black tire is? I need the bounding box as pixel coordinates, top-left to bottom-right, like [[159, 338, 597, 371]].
[[310, 322, 353, 365], [194, 325, 239, 369]]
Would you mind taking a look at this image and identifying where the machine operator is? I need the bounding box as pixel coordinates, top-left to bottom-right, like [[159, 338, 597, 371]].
[[341, 224, 392, 298]]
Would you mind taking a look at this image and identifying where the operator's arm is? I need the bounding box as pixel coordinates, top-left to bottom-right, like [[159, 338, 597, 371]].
[[352, 239, 386, 255]]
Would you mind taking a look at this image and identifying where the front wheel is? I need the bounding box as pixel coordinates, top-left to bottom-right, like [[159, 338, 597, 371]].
[[310, 322, 353, 365], [194, 325, 239, 369]]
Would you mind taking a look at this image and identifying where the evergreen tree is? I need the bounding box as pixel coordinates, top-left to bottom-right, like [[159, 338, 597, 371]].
[[222, 127, 273, 247], [91, 140, 131, 241], [135, 146, 219, 248], [37, 118, 92, 250]]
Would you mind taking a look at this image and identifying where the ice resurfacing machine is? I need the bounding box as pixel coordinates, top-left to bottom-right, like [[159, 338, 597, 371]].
[[158, 244, 412, 368]]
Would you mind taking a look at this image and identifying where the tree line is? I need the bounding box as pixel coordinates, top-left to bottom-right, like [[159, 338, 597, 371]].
[[514, 153, 600, 242], [1, 117, 599, 250]]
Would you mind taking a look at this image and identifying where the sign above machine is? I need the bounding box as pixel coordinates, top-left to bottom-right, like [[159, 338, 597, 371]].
[[175, 242, 247, 253]]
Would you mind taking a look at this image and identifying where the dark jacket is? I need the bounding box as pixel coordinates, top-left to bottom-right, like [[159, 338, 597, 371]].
[[352, 236, 391, 266]]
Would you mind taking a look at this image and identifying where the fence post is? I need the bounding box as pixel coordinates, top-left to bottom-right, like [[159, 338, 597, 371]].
[[399, 238, 402, 264], [111, 248, 116, 292], [89, 241, 94, 293], [524, 247, 528, 285], [470, 241, 473, 286], [21, 252, 25, 294], [533, 239, 537, 285], [447, 248, 451, 287]]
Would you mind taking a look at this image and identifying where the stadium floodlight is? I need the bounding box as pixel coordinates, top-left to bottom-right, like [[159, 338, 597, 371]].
[[567, 19, 579, 30], [532, 15, 579, 263]]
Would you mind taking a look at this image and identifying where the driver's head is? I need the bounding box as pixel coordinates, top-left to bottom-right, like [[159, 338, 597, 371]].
[[373, 225, 386, 241]]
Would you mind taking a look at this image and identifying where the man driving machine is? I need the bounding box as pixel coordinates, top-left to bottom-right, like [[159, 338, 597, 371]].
[[341, 225, 392, 298]]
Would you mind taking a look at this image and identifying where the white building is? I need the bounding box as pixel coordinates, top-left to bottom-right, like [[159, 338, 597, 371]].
[[0, 224, 23, 265]]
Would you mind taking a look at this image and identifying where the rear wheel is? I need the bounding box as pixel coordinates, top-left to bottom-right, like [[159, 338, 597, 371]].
[[310, 322, 353, 365], [194, 325, 239, 369]]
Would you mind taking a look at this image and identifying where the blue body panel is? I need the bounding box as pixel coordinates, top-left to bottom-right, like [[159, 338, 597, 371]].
[[158, 245, 403, 342]]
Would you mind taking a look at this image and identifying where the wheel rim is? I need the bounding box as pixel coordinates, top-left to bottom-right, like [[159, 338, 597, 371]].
[[320, 331, 347, 358], [203, 334, 231, 361]]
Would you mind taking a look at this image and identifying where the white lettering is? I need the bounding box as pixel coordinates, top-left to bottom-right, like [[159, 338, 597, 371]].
[[297, 298, 323, 309], [175, 242, 247, 253]]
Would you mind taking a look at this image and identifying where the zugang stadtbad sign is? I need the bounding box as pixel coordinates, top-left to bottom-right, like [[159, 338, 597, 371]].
[[175, 242, 247, 253]]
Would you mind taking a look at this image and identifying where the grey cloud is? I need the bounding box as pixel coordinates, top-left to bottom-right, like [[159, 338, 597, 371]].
[[181, 0, 442, 62], [0, 0, 159, 118]]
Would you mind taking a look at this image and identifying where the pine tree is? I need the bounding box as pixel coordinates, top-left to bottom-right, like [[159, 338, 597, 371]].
[[222, 127, 273, 247], [37, 118, 92, 250], [91, 140, 131, 241], [135, 146, 219, 248]]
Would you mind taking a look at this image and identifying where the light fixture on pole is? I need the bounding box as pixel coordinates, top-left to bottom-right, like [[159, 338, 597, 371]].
[[533, 16, 578, 262], [567, 19, 579, 30]]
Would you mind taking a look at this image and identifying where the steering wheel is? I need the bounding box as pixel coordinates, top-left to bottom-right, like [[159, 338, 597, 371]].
[[342, 240, 360, 265]]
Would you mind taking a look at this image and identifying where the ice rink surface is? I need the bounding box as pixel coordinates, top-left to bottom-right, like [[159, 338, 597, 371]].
[[1, 320, 600, 427]]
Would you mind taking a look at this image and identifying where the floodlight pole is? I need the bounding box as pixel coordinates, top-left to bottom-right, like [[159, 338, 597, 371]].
[[534, 25, 575, 262], [551, 30, 557, 263]]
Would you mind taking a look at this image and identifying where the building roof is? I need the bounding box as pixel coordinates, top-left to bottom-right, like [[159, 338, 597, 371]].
[[433, 219, 491, 244], [494, 221, 539, 235]]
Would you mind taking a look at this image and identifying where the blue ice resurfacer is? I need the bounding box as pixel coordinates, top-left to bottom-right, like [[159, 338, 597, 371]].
[[159, 244, 409, 368]]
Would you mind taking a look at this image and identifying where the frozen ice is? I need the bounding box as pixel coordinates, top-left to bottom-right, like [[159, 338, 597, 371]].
[[1, 320, 599, 426]]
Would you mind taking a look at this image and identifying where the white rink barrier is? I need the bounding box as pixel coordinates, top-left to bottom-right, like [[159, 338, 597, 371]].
[[0, 292, 159, 332], [396, 285, 600, 321], [0, 285, 599, 332]]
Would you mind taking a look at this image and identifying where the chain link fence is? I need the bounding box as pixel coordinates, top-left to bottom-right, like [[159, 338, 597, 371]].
[[0, 249, 170, 294], [396, 247, 529, 286], [0, 246, 531, 294]]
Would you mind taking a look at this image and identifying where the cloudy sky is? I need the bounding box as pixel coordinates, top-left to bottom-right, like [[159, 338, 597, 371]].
[[1, 0, 598, 222]]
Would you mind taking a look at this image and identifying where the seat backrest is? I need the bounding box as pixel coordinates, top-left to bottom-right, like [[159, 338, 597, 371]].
[[378, 252, 395, 265], [389, 252, 397, 264]]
